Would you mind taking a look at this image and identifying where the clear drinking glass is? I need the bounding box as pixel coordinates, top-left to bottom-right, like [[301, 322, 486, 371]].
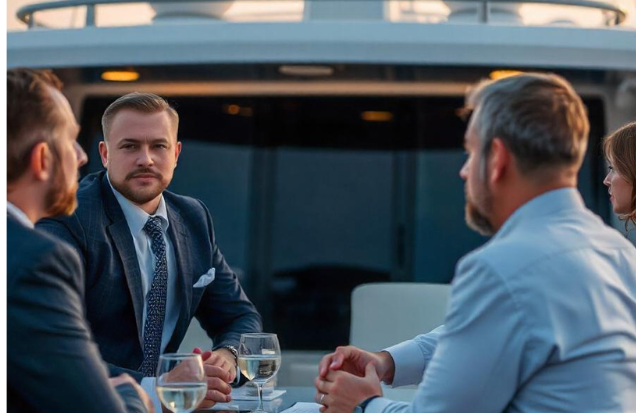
[[156, 353, 207, 413], [238, 333, 282, 413]]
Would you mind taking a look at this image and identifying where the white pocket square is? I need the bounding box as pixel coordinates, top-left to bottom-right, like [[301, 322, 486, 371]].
[[193, 268, 215, 288]]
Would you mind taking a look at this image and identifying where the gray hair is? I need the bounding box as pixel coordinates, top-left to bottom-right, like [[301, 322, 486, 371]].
[[466, 73, 590, 181]]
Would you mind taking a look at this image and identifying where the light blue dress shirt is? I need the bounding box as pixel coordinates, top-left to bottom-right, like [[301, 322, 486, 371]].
[[369, 188, 636, 413]]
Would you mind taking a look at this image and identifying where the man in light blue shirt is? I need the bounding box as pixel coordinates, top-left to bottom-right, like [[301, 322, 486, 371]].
[[315, 73, 636, 413]]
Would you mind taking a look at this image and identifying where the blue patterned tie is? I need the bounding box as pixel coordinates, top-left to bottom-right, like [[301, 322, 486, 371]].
[[140, 216, 168, 377]]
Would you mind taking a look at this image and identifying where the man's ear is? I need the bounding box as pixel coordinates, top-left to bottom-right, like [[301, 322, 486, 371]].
[[488, 137, 511, 184], [30, 142, 52, 182], [99, 141, 108, 168], [174, 141, 182, 168]]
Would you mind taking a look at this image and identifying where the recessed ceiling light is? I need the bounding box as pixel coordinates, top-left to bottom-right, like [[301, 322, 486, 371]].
[[489, 70, 524, 80], [361, 111, 393, 122], [101, 70, 140, 82], [279, 65, 335, 77]]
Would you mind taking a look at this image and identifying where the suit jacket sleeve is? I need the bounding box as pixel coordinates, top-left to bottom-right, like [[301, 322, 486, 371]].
[[37, 215, 146, 383], [194, 200, 263, 348], [7, 241, 147, 413]]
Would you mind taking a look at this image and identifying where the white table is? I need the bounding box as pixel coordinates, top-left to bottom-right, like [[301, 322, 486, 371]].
[[196, 386, 417, 413]]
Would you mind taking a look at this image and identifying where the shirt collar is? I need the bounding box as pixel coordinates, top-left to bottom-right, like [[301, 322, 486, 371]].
[[493, 187, 585, 240], [107, 172, 170, 236], [7, 202, 34, 229]]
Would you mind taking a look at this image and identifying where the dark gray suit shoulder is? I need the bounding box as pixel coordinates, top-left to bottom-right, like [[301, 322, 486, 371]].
[[7, 219, 83, 290]]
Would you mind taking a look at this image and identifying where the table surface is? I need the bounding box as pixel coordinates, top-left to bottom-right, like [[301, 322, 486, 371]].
[[196, 386, 416, 413], [196, 387, 317, 413]]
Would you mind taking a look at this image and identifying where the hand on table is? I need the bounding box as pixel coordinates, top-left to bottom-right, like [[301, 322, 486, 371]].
[[109, 373, 155, 413], [314, 363, 382, 413]]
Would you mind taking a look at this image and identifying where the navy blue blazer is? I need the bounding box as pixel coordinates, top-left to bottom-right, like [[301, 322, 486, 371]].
[[37, 171, 262, 381], [8, 215, 147, 413]]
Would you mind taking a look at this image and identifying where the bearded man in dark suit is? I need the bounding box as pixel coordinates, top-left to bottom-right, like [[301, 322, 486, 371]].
[[38, 92, 262, 408], [7, 68, 152, 413]]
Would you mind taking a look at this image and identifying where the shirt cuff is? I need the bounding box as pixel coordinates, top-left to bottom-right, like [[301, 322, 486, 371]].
[[385, 340, 427, 387], [365, 397, 409, 413], [141, 376, 162, 413]]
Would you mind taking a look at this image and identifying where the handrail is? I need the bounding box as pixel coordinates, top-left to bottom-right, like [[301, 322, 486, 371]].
[[17, 0, 627, 28]]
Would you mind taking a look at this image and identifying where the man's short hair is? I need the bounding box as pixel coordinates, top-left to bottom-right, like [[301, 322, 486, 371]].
[[101, 92, 179, 140], [465, 73, 590, 179], [7, 68, 65, 184]]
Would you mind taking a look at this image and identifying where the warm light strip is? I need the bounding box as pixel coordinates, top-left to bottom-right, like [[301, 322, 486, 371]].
[[489, 70, 524, 80], [279, 65, 335, 77], [101, 70, 140, 82], [361, 111, 394, 122]]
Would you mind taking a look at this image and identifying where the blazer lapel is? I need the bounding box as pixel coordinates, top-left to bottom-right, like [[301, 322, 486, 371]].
[[101, 176, 145, 348], [166, 202, 194, 349]]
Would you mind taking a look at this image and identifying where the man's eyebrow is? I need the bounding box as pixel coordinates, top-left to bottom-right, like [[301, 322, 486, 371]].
[[118, 137, 170, 144], [118, 138, 141, 144]]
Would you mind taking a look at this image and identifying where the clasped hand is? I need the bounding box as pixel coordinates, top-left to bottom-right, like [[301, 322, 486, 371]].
[[314, 346, 392, 413], [165, 348, 237, 409]]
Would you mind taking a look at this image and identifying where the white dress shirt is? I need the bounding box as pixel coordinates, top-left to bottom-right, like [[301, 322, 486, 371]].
[[7, 202, 34, 228], [368, 189, 636, 413]]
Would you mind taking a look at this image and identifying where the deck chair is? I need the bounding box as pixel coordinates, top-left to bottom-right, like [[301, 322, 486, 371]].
[[349, 282, 450, 351]]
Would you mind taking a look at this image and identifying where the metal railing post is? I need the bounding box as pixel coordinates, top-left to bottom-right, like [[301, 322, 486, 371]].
[[86, 4, 96, 26]]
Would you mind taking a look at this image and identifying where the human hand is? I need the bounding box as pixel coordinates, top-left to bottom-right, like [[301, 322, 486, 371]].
[[314, 363, 382, 413], [318, 346, 395, 384], [192, 347, 235, 408], [208, 348, 238, 383], [109, 373, 155, 413]]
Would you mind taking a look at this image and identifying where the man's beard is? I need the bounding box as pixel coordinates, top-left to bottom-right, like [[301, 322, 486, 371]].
[[465, 182, 494, 237], [45, 166, 78, 217], [113, 167, 167, 206]]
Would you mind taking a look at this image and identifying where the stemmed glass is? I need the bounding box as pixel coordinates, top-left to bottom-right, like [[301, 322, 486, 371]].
[[156, 353, 207, 413], [238, 333, 282, 413]]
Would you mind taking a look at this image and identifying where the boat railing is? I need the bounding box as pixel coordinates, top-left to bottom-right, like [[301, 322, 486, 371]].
[[17, 0, 628, 28]]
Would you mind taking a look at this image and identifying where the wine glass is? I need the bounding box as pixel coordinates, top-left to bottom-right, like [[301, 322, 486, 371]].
[[238, 333, 281, 412], [156, 353, 207, 413]]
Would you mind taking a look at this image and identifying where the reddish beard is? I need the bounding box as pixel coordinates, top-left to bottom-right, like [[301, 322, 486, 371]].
[[44, 161, 79, 217]]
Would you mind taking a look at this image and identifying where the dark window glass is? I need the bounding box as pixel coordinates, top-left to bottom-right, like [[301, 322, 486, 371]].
[[79, 95, 606, 350]]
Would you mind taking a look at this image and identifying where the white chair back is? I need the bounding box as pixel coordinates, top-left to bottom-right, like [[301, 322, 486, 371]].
[[350, 282, 450, 351]]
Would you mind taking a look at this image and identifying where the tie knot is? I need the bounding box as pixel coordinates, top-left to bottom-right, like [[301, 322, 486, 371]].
[[143, 216, 163, 237]]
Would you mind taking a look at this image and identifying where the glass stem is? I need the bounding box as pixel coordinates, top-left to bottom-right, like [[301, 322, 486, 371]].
[[256, 383, 264, 411]]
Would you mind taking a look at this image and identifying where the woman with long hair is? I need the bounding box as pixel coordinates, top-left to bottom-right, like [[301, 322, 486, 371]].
[[603, 121, 636, 232]]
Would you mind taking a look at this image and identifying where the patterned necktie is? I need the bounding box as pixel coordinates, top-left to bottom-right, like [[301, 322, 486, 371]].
[[140, 216, 169, 377]]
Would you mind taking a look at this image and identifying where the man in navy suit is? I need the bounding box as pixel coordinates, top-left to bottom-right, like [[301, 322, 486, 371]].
[[8, 68, 152, 413], [38, 92, 262, 408]]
